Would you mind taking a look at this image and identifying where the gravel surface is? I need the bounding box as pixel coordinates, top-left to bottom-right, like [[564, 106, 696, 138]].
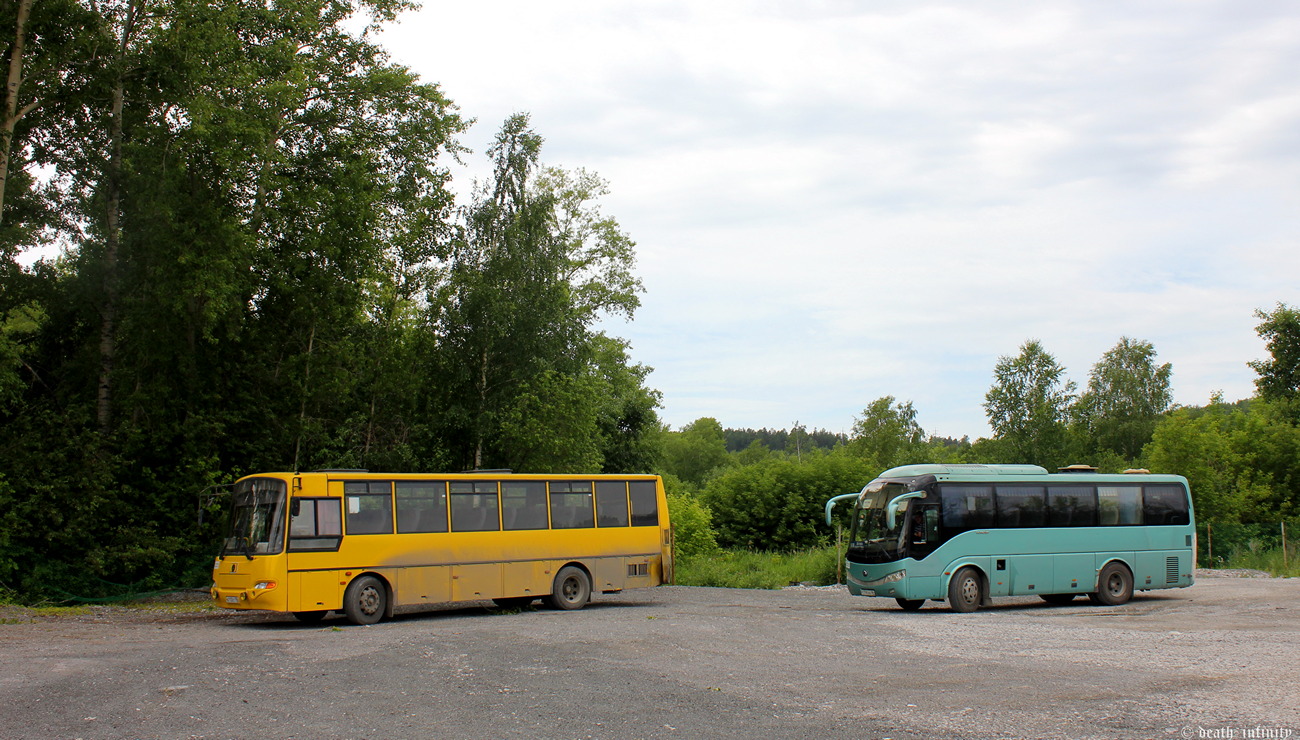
[[1, 573, 1297, 740]]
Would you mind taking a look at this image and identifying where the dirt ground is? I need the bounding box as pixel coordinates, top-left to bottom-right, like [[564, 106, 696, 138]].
[[1, 572, 1297, 740]]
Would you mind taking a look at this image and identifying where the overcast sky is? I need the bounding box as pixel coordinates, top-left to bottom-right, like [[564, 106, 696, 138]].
[[380, 1, 1300, 440]]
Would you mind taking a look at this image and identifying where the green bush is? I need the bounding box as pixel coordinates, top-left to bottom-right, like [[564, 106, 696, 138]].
[[667, 492, 720, 560], [674, 546, 840, 589], [1221, 546, 1300, 577], [1198, 519, 1300, 566], [701, 453, 876, 550]]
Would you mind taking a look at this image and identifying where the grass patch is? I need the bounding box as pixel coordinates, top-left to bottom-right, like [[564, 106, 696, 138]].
[[674, 545, 842, 589], [124, 600, 221, 614], [1220, 546, 1300, 578], [0, 603, 92, 626], [27, 604, 94, 616]]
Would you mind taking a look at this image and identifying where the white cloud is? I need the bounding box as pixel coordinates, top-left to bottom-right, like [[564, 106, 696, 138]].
[[383, 1, 1300, 441]]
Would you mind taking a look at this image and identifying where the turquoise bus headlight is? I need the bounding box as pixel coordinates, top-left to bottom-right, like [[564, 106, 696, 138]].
[[849, 568, 907, 593], [863, 569, 906, 588]]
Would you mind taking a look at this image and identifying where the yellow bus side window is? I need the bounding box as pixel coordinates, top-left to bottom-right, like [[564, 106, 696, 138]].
[[626, 478, 660, 525], [289, 498, 343, 551], [549, 481, 594, 529], [595, 481, 629, 527], [396, 481, 448, 533], [502, 481, 548, 530], [629, 481, 659, 526], [450, 481, 500, 532]]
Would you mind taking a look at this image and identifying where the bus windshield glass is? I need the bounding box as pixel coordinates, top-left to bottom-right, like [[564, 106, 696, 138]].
[[222, 478, 287, 557], [847, 481, 912, 564]]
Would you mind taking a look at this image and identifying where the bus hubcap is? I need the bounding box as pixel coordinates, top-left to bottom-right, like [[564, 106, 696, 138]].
[[359, 587, 380, 614], [960, 578, 978, 603]]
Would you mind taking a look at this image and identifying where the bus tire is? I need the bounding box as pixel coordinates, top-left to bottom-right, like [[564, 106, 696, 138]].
[[292, 610, 329, 623], [546, 566, 591, 610], [1040, 594, 1077, 605], [1093, 562, 1133, 606], [896, 598, 925, 611], [343, 575, 387, 625], [947, 567, 983, 613]]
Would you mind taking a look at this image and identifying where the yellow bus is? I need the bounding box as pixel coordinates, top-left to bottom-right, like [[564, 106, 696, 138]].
[[210, 471, 673, 625]]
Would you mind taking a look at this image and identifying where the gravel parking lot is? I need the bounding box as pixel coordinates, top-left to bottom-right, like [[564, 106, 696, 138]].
[[2, 572, 1297, 740]]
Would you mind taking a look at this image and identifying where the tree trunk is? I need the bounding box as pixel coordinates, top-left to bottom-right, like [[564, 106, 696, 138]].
[[96, 0, 143, 433], [0, 0, 34, 226], [293, 323, 316, 471], [474, 345, 488, 469]]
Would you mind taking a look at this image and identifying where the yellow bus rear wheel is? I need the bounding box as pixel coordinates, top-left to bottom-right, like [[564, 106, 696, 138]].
[[546, 566, 591, 610]]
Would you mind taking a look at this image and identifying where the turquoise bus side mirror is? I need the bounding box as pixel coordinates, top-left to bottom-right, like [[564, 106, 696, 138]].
[[885, 491, 926, 530], [824, 492, 860, 525]]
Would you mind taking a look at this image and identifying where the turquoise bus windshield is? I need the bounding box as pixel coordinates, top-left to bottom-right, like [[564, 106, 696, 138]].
[[847, 481, 912, 564]]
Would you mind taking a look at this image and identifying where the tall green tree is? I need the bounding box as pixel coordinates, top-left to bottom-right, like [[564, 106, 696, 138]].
[[589, 334, 662, 473], [1073, 337, 1172, 460], [1250, 303, 1300, 414], [0, 0, 467, 597], [847, 395, 924, 470], [0, 1, 659, 601], [984, 340, 1076, 467], [1146, 394, 1300, 522], [0, 0, 102, 252], [659, 417, 731, 489], [430, 113, 648, 472]]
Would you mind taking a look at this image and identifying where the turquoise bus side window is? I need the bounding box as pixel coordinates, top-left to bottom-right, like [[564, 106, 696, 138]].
[[1143, 485, 1190, 526], [941, 485, 995, 530], [1098, 486, 1143, 525], [995, 486, 1046, 527], [1047, 486, 1096, 526]]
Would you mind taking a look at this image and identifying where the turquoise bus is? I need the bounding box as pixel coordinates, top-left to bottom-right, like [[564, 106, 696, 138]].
[[825, 464, 1195, 612]]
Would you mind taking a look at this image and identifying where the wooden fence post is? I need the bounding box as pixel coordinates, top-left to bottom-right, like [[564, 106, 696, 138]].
[[1283, 521, 1289, 570]]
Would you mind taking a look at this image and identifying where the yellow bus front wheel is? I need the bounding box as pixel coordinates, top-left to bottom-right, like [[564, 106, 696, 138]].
[[343, 575, 387, 625]]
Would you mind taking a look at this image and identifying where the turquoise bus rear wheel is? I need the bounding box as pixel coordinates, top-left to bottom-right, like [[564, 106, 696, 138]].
[[1091, 562, 1133, 606]]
